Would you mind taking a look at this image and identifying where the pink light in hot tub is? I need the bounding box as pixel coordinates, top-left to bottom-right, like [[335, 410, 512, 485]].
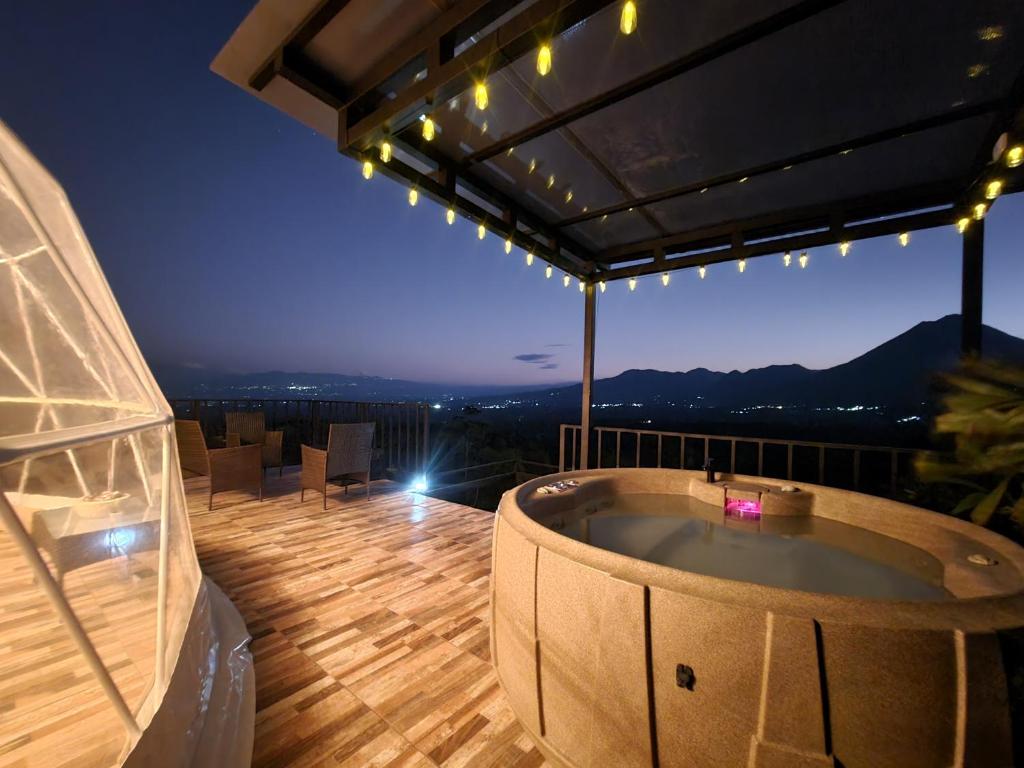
[[725, 497, 761, 519]]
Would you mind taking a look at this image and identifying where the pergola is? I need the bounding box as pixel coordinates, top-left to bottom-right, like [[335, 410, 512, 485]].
[[214, 0, 1024, 468]]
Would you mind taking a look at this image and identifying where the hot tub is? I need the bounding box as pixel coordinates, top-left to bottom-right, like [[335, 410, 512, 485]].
[[490, 469, 1024, 768]]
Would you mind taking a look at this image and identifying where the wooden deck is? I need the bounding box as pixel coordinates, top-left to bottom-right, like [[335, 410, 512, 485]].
[[186, 469, 546, 768]]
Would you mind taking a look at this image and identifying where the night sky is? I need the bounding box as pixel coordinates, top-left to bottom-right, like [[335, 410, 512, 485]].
[[2, 1, 1022, 386]]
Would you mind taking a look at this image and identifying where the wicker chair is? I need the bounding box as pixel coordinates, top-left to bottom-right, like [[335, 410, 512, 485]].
[[175, 420, 263, 510], [300, 422, 375, 509], [225, 411, 283, 476]]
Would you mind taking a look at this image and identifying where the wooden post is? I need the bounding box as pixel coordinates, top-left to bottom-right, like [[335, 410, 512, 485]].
[[580, 283, 597, 469], [961, 219, 984, 357]]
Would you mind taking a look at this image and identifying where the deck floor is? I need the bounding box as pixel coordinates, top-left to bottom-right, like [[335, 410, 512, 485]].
[[186, 469, 546, 768]]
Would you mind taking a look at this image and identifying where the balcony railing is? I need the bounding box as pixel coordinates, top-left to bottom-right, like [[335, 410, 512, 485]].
[[559, 424, 924, 496], [169, 399, 429, 477]]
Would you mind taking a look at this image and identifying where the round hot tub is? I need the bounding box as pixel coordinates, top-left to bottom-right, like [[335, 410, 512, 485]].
[[490, 469, 1024, 768]]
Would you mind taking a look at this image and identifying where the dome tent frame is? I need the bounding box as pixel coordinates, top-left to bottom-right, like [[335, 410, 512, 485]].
[[0, 121, 253, 766]]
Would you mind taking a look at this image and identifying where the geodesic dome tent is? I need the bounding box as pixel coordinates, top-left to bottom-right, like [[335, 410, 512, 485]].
[[0, 121, 253, 767]]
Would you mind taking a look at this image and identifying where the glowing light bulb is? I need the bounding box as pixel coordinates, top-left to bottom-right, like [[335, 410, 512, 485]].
[[578, 280, 585, 293], [661, 272, 670, 286], [504, 238, 513, 254], [528, 158, 537, 174], [973, 202, 987, 220], [985, 179, 1003, 200], [446, 207, 455, 225], [898, 232, 910, 247], [839, 241, 851, 257], [698, 265, 706, 279], [478, 223, 486, 240], [563, 274, 571, 288], [783, 251, 792, 267], [474, 82, 489, 110], [628, 277, 637, 291], [620, 1, 637, 34], [1008, 145, 1023, 168], [537, 44, 552, 76], [565, 190, 573, 203], [422, 117, 435, 141], [361, 160, 373, 180], [738, 259, 746, 273], [526, 252, 534, 266], [380, 141, 392, 163], [408, 188, 418, 206], [799, 252, 809, 268], [956, 216, 970, 234], [547, 174, 555, 189], [545, 265, 553, 278], [599, 281, 606, 293]]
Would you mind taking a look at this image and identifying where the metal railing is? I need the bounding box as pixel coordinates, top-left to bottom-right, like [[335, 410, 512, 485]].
[[559, 424, 923, 496], [169, 399, 429, 477]]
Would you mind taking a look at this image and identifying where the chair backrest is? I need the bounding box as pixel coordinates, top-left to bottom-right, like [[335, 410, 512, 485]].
[[225, 411, 266, 444], [326, 422, 375, 477], [174, 420, 210, 476]]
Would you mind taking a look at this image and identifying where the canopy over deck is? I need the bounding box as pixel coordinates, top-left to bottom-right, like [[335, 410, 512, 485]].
[[215, 0, 1024, 280]]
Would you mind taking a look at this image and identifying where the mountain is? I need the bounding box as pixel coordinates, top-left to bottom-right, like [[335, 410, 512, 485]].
[[151, 363, 569, 401], [498, 315, 1024, 411]]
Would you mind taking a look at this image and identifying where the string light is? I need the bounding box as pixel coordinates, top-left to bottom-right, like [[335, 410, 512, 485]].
[[957, 216, 970, 234], [526, 252, 534, 266], [1007, 145, 1023, 168], [628, 277, 637, 291], [661, 272, 670, 286], [504, 237, 513, 254], [839, 241, 851, 256], [898, 232, 910, 247], [563, 274, 571, 288], [361, 160, 373, 180], [973, 202, 987, 220], [422, 117, 435, 141], [408, 188, 418, 206], [474, 82, 489, 110], [620, 1, 637, 35], [545, 264, 553, 278], [578, 280, 585, 293], [799, 251, 809, 268], [380, 141, 392, 163], [985, 179, 1003, 200], [565, 190, 573, 203], [783, 251, 792, 267], [698, 265, 706, 279], [737, 259, 746, 273], [478, 223, 486, 240], [547, 174, 555, 189], [528, 158, 537, 174], [599, 281, 606, 293], [537, 44, 552, 76], [446, 207, 456, 225]]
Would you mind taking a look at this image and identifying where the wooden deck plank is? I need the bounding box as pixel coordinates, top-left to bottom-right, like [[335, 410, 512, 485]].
[[187, 468, 544, 768]]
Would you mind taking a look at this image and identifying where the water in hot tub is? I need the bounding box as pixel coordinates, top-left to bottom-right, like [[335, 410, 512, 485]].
[[558, 494, 949, 600]]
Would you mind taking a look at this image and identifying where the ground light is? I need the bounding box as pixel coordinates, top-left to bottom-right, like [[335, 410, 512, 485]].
[[410, 475, 429, 493]]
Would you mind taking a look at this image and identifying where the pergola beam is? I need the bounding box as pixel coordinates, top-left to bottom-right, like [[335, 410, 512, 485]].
[[596, 205, 956, 282], [599, 180, 963, 265], [556, 99, 1001, 228], [464, 0, 848, 165], [342, 0, 619, 150]]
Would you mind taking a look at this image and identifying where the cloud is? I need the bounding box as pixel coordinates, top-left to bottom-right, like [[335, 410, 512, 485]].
[[540, 363, 558, 369], [515, 353, 554, 364], [545, 343, 568, 348]]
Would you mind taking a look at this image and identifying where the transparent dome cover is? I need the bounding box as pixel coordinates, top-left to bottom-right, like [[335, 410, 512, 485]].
[[0, 120, 202, 766]]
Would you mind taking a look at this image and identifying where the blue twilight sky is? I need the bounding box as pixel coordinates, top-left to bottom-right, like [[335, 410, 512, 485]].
[[2, 1, 1022, 386]]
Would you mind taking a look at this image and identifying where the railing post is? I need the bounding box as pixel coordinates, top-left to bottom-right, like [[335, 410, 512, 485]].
[[818, 446, 825, 484], [558, 425, 567, 472], [890, 450, 899, 492], [657, 434, 663, 468], [757, 441, 764, 475], [421, 405, 430, 475], [853, 450, 861, 489], [580, 283, 597, 469], [635, 432, 641, 468], [730, 440, 736, 473], [786, 444, 793, 480], [597, 429, 603, 469]]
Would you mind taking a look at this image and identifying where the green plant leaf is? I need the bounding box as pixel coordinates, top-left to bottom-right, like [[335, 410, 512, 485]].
[[970, 478, 1010, 527]]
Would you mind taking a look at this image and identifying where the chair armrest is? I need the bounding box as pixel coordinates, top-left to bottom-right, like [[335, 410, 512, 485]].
[[265, 430, 283, 448], [263, 430, 284, 465], [300, 444, 327, 487], [225, 432, 241, 448]]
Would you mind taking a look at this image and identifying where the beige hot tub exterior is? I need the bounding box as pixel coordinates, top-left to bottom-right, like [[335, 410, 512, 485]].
[[490, 469, 1024, 768]]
